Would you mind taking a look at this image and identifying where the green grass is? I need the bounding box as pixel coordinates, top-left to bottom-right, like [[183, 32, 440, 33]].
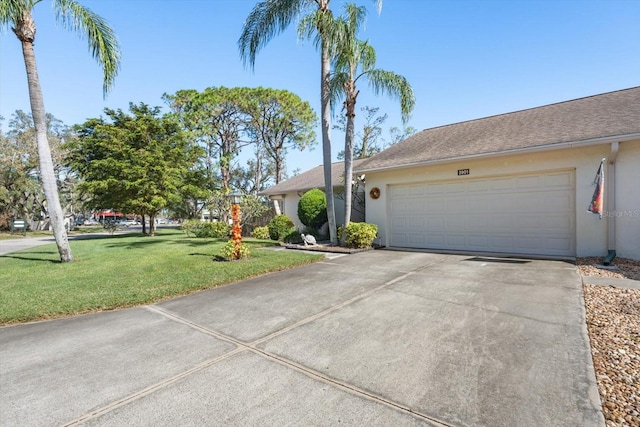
[[0, 229, 323, 325]]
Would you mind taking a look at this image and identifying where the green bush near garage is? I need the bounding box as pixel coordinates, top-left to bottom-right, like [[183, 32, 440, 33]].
[[267, 215, 296, 241], [297, 188, 327, 229]]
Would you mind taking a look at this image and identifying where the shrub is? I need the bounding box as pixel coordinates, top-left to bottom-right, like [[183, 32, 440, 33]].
[[284, 230, 303, 244], [181, 220, 230, 238], [297, 189, 327, 229], [219, 240, 250, 260], [344, 222, 378, 248], [251, 226, 270, 240], [267, 215, 296, 241]]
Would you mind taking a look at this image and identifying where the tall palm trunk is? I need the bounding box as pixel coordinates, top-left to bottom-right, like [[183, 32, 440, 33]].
[[321, 34, 338, 245], [15, 11, 72, 262], [342, 84, 357, 244]]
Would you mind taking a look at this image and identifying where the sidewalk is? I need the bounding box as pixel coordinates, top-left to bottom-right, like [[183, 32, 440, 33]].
[[0, 231, 132, 256]]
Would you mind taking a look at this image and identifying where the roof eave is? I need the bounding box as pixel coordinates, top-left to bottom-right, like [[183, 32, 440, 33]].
[[355, 132, 640, 173]]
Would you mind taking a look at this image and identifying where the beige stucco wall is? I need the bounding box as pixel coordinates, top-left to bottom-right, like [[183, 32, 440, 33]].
[[613, 141, 640, 259], [278, 189, 364, 231], [364, 140, 640, 259]]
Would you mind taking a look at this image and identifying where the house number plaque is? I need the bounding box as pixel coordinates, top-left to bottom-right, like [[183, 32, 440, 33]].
[[458, 169, 470, 176]]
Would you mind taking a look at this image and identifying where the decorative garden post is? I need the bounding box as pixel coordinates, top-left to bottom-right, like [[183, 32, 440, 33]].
[[228, 191, 243, 260]]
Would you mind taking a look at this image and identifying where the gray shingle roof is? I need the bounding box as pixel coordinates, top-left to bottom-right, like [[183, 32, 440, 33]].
[[261, 159, 368, 195], [357, 87, 640, 172]]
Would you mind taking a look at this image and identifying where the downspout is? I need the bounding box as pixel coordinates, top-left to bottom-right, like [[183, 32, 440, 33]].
[[603, 142, 619, 265]]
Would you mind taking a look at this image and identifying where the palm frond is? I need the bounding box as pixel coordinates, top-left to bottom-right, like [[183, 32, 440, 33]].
[[366, 69, 415, 123], [329, 71, 349, 112], [54, 0, 121, 97], [239, 0, 309, 70], [0, 0, 29, 30], [297, 7, 335, 52]]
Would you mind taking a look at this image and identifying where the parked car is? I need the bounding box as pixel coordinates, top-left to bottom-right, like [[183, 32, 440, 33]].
[[120, 219, 139, 227]]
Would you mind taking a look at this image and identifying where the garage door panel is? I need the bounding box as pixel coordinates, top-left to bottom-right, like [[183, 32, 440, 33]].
[[544, 172, 574, 188], [467, 180, 491, 192], [445, 182, 466, 193], [446, 217, 465, 229], [491, 178, 515, 191], [447, 235, 466, 246], [389, 186, 409, 198], [515, 236, 544, 251], [391, 217, 407, 228], [428, 200, 446, 213], [447, 199, 466, 211], [467, 198, 492, 213], [388, 171, 575, 256], [468, 235, 489, 248], [427, 234, 445, 245], [467, 216, 488, 228], [407, 217, 424, 228], [540, 214, 573, 229], [547, 194, 573, 210], [491, 236, 516, 249], [427, 216, 445, 228], [547, 236, 572, 251], [408, 234, 425, 244], [515, 214, 542, 229], [426, 184, 444, 194], [407, 185, 425, 196], [489, 214, 515, 229], [391, 233, 408, 245]]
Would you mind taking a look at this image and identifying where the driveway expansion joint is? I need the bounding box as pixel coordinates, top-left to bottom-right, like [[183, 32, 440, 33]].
[[387, 287, 571, 326], [61, 347, 246, 426]]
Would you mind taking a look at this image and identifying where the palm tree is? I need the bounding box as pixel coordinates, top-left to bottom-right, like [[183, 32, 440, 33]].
[[330, 3, 414, 244], [239, 0, 382, 246], [1, 0, 120, 262]]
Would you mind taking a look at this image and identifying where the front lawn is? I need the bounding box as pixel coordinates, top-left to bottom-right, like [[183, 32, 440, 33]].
[[0, 229, 323, 325]]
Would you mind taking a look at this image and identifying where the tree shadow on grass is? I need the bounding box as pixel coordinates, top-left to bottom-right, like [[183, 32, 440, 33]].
[[104, 239, 167, 250], [0, 253, 61, 263], [171, 238, 225, 247]]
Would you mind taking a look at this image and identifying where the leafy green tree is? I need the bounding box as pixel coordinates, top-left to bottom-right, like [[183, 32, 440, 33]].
[[166, 164, 210, 220], [1, 0, 120, 262], [68, 103, 199, 236], [0, 111, 74, 230], [164, 87, 252, 199], [231, 157, 275, 195], [240, 0, 382, 244], [245, 87, 317, 185], [330, 3, 414, 243]]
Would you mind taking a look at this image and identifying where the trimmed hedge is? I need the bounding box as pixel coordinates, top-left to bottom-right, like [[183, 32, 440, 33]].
[[251, 226, 270, 240], [181, 220, 230, 238], [297, 189, 327, 229], [267, 215, 296, 241], [344, 222, 378, 248]]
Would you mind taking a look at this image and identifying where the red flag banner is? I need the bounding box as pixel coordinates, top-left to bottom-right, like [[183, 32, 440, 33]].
[[587, 158, 605, 218]]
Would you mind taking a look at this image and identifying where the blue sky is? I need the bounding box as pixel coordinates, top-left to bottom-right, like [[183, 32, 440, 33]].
[[1, 0, 639, 175]]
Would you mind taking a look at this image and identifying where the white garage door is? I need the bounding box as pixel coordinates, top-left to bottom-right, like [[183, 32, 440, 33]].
[[389, 170, 576, 256]]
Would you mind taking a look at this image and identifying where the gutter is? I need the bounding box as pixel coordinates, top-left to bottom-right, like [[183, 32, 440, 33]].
[[603, 142, 620, 265], [355, 132, 640, 173]]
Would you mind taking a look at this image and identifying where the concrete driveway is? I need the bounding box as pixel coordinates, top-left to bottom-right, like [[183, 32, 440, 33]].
[[0, 250, 603, 426]]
